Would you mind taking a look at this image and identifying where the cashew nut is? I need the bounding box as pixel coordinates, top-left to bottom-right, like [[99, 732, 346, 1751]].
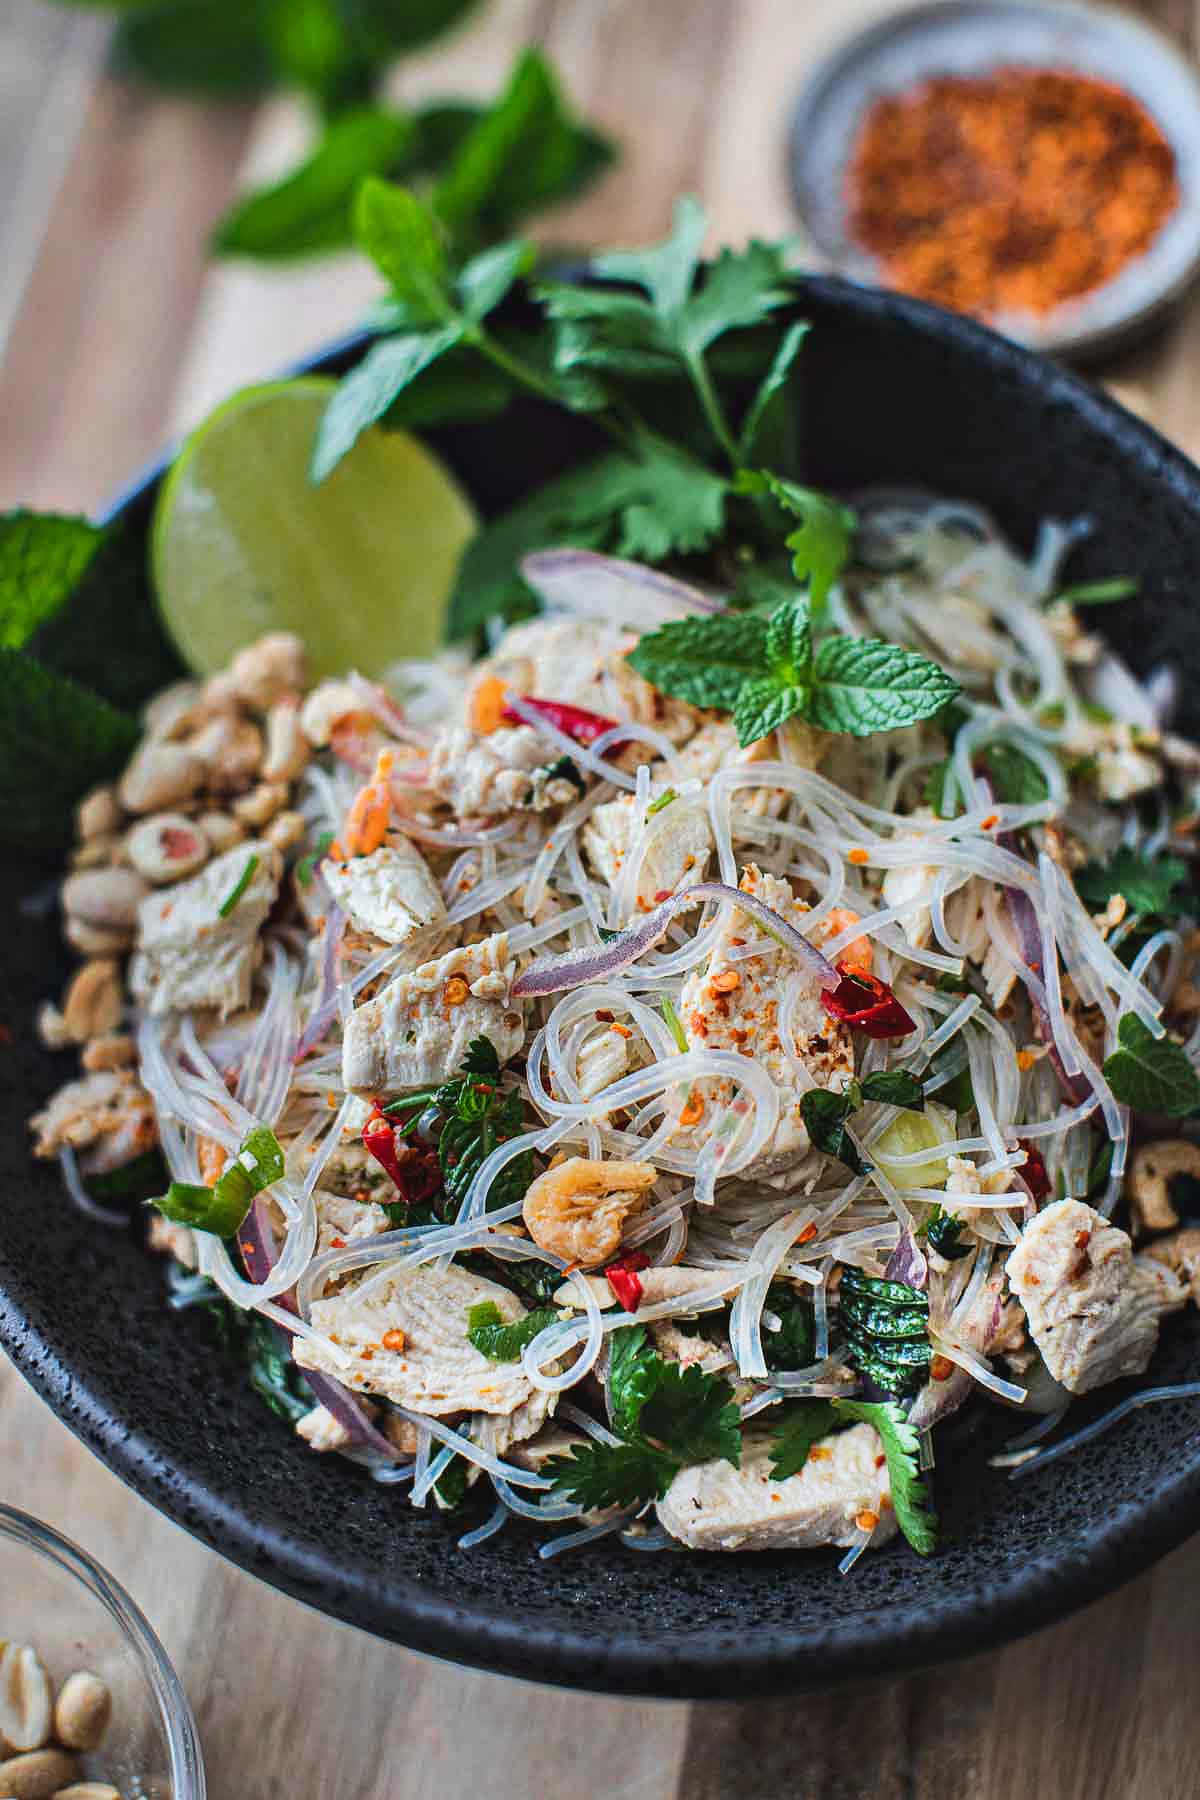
[[81, 1033, 137, 1073], [299, 680, 361, 747], [1143, 1226, 1200, 1302], [125, 813, 209, 885], [35, 1004, 72, 1052], [141, 679, 204, 740], [1128, 1139, 1200, 1234], [522, 1157, 657, 1267], [0, 1645, 51, 1753], [51, 1673, 110, 1754], [230, 631, 307, 710], [75, 785, 122, 841], [118, 743, 205, 814], [185, 715, 262, 794], [54, 1784, 123, 1799], [64, 918, 131, 958], [69, 834, 121, 872], [232, 782, 288, 827], [62, 959, 122, 1044], [262, 699, 310, 783], [61, 868, 148, 935], [266, 808, 306, 852], [0, 1748, 79, 1799]]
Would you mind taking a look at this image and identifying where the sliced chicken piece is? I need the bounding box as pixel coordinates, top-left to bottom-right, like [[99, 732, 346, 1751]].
[[426, 724, 577, 818], [657, 1424, 897, 1552], [29, 1068, 156, 1169], [473, 1387, 559, 1461], [649, 1321, 731, 1374], [296, 1404, 355, 1453], [677, 864, 855, 1178], [322, 838, 446, 946], [342, 932, 524, 1095], [582, 792, 712, 913], [313, 1188, 391, 1257], [576, 1024, 630, 1100], [130, 841, 281, 1018], [880, 808, 942, 948], [507, 1423, 590, 1473], [467, 618, 628, 719], [1005, 1198, 1171, 1394], [294, 1261, 553, 1416]]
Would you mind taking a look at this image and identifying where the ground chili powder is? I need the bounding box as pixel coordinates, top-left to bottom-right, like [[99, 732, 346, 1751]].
[[846, 66, 1179, 318]]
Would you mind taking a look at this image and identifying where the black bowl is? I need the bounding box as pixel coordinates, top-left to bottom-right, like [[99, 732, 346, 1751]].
[[5, 278, 1200, 1698]]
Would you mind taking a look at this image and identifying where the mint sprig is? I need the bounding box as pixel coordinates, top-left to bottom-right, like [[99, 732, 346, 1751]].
[[1075, 848, 1192, 918], [627, 599, 960, 747], [1102, 1014, 1200, 1117]]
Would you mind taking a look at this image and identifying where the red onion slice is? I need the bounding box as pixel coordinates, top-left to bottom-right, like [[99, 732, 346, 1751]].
[[520, 550, 726, 624], [295, 903, 347, 1060], [885, 1229, 928, 1291], [511, 879, 840, 998], [347, 671, 432, 748]]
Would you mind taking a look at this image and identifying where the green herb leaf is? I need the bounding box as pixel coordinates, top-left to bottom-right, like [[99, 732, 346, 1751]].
[[764, 599, 811, 681], [311, 325, 463, 482], [466, 1299, 559, 1362], [113, 0, 274, 97], [1102, 1014, 1200, 1117], [1075, 847, 1192, 918], [738, 469, 856, 616], [768, 1399, 840, 1479], [1053, 577, 1138, 607], [977, 741, 1049, 807], [646, 786, 677, 817], [860, 1070, 925, 1110], [625, 609, 767, 711], [924, 1206, 970, 1260], [799, 1087, 869, 1174], [0, 511, 104, 647], [213, 108, 415, 260], [733, 675, 806, 748], [0, 650, 138, 849], [808, 635, 961, 736], [738, 320, 809, 471], [459, 1035, 502, 1078], [762, 1281, 815, 1373], [354, 178, 454, 324], [246, 1315, 314, 1426], [456, 239, 535, 324], [638, 1360, 740, 1466], [594, 194, 708, 319], [544, 1439, 680, 1509], [661, 995, 688, 1054], [607, 1323, 661, 1436], [295, 829, 335, 886], [838, 1266, 931, 1400], [833, 1398, 938, 1555]]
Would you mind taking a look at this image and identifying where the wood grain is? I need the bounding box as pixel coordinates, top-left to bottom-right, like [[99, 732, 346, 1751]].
[[4, 1, 1200, 1795]]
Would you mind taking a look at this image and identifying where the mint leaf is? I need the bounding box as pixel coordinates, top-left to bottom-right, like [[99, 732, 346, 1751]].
[[311, 326, 462, 481], [456, 239, 534, 323], [1053, 576, 1138, 607], [113, 0, 273, 97], [626, 610, 768, 711], [466, 1299, 559, 1362], [1076, 848, 1192, 917], [833, 1398, 937, 1555], [860, 1070, 925, 1110], [432, 49, 614, 249], [733, 675, 805, 748], [0, 650, 138, 848], [214, 108, 415, 260], [738, 320, 809, 470], [768, 1400, 840, 1480], [639, 1360, 740, 1466], [354, 179, 453, 324], [800, 1087, 868, 1174], [545, 1440, 679, 1509], [808, 636, 960, 736], [0, 512, 103, 647], [594, 194, 708, 318], [1102, 1014, 1200, 1117], [979, 741, 1048, 806], [739, 469, 855, 616], [764, 600, 811, 681]]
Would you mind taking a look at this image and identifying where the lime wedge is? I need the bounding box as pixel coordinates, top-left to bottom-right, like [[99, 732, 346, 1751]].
[[151, 377, 478, 680]]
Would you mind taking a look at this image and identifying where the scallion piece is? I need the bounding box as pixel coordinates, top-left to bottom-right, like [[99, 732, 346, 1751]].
[[295, 831, 334, 887], [661, 995, 688, 1054], [218, 852, 260, 918], [150, 1125, 285, 1238], [646, 787, 676, 817]]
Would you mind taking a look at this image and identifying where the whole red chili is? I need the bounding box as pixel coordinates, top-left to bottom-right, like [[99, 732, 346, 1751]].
[[1017, 1139, 1052, 1203], [605, 1250, 651, 1312], [821, 971, 916, 1040], [501, 695, 622, 746]]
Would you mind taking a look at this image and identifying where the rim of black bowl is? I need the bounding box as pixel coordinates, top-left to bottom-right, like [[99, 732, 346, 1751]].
[[5, 274, 1200, 1698]]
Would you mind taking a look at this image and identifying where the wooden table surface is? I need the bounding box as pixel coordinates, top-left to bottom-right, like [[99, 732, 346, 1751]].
[[3, 1, 1200, 1794]]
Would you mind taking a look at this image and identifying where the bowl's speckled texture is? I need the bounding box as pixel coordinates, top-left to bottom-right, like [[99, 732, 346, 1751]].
[[4, 277, 1200, 1697]]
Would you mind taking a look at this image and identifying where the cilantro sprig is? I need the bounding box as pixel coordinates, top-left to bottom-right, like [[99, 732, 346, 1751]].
[[1075, 847, 1192, 918], [766, 1398, 937, 1554], [546, 1324, 740, 1510], [384, 1035, 533, 1217]]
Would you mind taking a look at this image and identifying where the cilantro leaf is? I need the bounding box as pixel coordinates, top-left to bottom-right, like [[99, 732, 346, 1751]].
[[808, 636, 961, 736], [0, 512, 104, 647], [860, 1070, 925, 1110], [0, 650, 138, 848], [213, 107, 415, 260], [738, 320, 809, 471], [460, 1035, 502, 1078], [1075, 848, 1192, 918], [607, 1323, 661, 1435], [768, 1400, 840, 1480], [626, 610, 767, 710], [800, 1087, 869, 1174], [311, 326, 463, 482], [1102, 1014, 1200, 1117], [545, 1440, 680, 1509], [456, 239, 535, 324], [673, 238, 795, 357], [466, 1299, 559, 1362], [738, 469, 855, 616], [833, 1398, 937, 1555], [1053, 577, 1138, 607], [638, 1360, 740, 1465], [594, 194, 708, 318]]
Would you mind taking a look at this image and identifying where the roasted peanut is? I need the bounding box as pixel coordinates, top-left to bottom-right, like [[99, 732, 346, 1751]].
[[76, 786, 121, 841], [266, 809, 306, 852], [262, 699, 310, 782], [232, 782, 288, 827], [185, 715, 262, 794], [62, 960, 122, 1043], [64, 918, 131, 958], [141, 679, 203, 741], [1128, 1140, 1200, 1235], [195, 810, 245, 854], [125, 814, 209, 885], [51, 1674, 110, 1754], [69, 836, 121, 872], [299, 680, 360, 747], [230, 632, 306, 710], [0, 1749, 78, 1799], [0, 1645, 51, 1753], [118, 743, 205, 814], [53, 1785, 123, 1799], [522, 1157, 658, 1266], [35, 1004, 72, 1052], [81, 1033, 137, 1072], [62, 868, 147, 935]]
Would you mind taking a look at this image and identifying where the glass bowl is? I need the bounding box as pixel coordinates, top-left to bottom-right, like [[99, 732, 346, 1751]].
[[0, 1506, 205, 1799]]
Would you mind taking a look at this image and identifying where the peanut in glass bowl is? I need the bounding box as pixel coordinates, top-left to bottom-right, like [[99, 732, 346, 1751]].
[[0, 1506, 205, 1799]]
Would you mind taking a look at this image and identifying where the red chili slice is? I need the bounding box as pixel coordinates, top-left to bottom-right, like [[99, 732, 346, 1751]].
[[605, 1250, 650, 1312], [820, 971, 917, 1039], [501, 695, 622, 746], [1017, 1139, 1052, 1202], [362, 1106, 441, 1211]]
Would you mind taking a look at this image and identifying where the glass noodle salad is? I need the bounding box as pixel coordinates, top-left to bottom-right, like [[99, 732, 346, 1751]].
[[27, 199, 1200, 1566]]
